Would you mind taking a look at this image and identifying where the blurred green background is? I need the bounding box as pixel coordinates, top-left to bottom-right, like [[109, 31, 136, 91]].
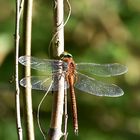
[[0, 0, 140, 139]]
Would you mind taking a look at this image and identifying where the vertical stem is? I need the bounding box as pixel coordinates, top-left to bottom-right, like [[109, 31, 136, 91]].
[[23, 0, 35, 139], [15, 0, 23, 140], [47, 0, 65, 139], [63, 89, 68, 140], [52, 0, 64, 57]]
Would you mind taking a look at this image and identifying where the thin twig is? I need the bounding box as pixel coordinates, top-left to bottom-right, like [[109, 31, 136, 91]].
[[63, 89, 68, 140], [37, 82, 53, 140], [23, 0, 35, 139], [15, 0, 24, 139], [19, 0, 24, 16]]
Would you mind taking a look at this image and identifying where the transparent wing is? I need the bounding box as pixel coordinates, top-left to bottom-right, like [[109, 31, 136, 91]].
[[74, 73, 124, 97], [76, 63, 128, 77], [18, 56, 68, 73], [20, 75, 68, 91]]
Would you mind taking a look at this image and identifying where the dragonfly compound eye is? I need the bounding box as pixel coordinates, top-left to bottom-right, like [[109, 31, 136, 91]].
[[60, 52, 73, 59]]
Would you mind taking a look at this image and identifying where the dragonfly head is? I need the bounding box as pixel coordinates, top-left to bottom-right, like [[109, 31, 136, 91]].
[[60, 52, 73, 60]]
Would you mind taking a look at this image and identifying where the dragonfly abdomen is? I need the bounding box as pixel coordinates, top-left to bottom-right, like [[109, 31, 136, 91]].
[[69, 77, 78, 135]]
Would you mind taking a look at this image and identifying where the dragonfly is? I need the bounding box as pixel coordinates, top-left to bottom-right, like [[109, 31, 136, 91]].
[[18, 52, 128, 135]]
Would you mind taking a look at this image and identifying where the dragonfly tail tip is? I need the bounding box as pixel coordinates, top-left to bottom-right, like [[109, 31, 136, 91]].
[[74, 129, 78, 136]]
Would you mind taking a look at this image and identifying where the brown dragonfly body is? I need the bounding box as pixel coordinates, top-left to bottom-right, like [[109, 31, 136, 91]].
[[61, 53, 78, 134]]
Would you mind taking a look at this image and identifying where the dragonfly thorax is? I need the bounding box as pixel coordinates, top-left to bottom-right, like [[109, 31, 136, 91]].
[[63, 57, 75, 73]]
